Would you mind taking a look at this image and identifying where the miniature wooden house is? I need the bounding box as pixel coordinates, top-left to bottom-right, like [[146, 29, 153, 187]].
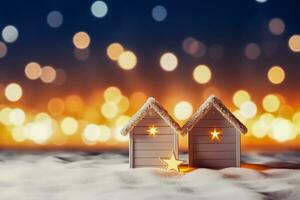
[[121, 97, 181, 168], [182, 95, 247, 169]]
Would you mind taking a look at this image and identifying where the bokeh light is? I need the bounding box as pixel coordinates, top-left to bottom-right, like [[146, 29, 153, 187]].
[[47, 11, 64, 28], [91, 1, 108, 18], [240, 101, 257, 119], [182, 37, 206, 58], [193, 65, 212, 84], [130, 91, 147, 110], [268, 18, 285, 35], [4, 83, 22, 102], [245, 43, 260, 60], [101, 102, 118, 119], [233, 90, 251, 108], [40, 66, 56, 83], [9, 108, 25, 125], [107, 43, 124, 61], [24, 120, 53, 144], [288, 35, 300, 52], [262, 94, 280, 113], [270, 118, 295, 142], [160, 52, 178, 71], [2, 25, 18, 43], [98, 125, 111, 142], [152, 5, 167, 22], [83, 124, 101, 144], [60, 117, 78, 135], [104, 87, 122, 103], [48, 98, 65, 116], [267, 66, 285, 84], [12, 126, 26, 142], [73, 32, 91, 49], [117, 51, 137, 70], [174, 101, 193, 121], [25, 62, 42, 80], [0, 42, 7, 58]]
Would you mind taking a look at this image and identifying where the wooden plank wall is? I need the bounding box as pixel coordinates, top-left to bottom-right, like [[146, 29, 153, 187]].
[[189, 108, 239, 169], [130, 109, 178, 168]]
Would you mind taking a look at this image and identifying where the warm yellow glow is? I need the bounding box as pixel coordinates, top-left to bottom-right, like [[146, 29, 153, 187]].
[[5, 83, 23, 102], [25, 62, 42, 80], [118, 96, 130, 113], [83, 124, 101, 144], [73, 31, 90, 49], [240, 101, 257, 119], [233, 110, 247, 124], [65, 95, 84, 114], [9, 108, 25, 125], [48, 97, 65, 116], [252, 121, 268, 138], [233, 90, 251, 108], [101, 102, 118, 119], [107, 43, 124, 61], [104, 87, 122, 103], [115, 115, 130, 126], [292, 112, 300, 134], [160, 52, 178, 71], [147, 125, 158, 136], [193, 65, 211, 84], [113, 125, 129, 142], [252, 113, 274, 138], [210, 128, 221, 141], [288, 34, 300, 52], [34, 112, 51, 122], [270, 118, 296, 142], [160, 152, 183, 172], [174, 101, 193, 121], [60, 117, 78, 135], [24, 120, 53, 144], [98, 125, 111, 142], [12, 126, 26, 142], [278, 105, 294, 118], [0, 107, 12, 125], [40, 66, 56, 83], [267, 66, 285, 84], [118, 51, 137, 70], [262, 94, 280, 113], [130, 91, 147, 110]]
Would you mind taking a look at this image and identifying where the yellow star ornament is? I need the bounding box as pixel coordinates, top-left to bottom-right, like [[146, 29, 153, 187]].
[[210, 128, 221, 141], [160, 152, 183, 172]]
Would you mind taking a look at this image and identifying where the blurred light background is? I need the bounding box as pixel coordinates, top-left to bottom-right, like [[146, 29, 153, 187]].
[[0, 0, 300, 151]]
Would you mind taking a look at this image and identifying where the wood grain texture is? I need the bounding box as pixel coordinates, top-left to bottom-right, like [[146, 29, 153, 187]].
[[193, 143, 236, 151], [194, 119, 234, 128], [193, 151, 236, 159], [134, 150, 173, 158], [132, 127, 175, 134], [134, 142, 174, 150], [204, 108, 225, 119], [191, 135, 236, 144], [134, 158, 165, 166], [133, 134, 174, 142], [236, 129, 241, 167], [189, 128, 237, 136], [191, 159, 237, 168], [135, 118, 170, 126]]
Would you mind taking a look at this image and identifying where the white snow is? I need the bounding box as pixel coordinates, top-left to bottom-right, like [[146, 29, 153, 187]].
[[0, 152, 299, 200]]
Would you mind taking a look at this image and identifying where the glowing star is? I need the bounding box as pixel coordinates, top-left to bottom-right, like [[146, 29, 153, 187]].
[[210, 128, 221, 141], [147, 125, 158, 136], [160, 152, 183, 172]]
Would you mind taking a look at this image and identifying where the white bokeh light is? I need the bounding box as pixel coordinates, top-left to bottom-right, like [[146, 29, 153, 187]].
[[91, 1, 108, 18], [47, 11, 64, 28], [2, 25, 19, 43], [152, 5, 167, 22]]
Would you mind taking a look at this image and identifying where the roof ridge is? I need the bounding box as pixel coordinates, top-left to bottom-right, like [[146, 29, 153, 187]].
[[182, 95, 247, 136], [121, 97, 181, 136]]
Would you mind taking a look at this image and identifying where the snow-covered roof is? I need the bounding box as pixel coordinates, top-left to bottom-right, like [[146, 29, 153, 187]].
[[182, 95, 247, 136], [121, 97, 181, 136]]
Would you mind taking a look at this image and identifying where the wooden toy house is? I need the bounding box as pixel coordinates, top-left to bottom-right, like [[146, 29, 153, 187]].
[[182, 95, 247, 169], [121, 97, 181, 168]]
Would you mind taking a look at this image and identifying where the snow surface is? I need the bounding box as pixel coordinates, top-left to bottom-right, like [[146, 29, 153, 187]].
[[0, 152, 300, 200]]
